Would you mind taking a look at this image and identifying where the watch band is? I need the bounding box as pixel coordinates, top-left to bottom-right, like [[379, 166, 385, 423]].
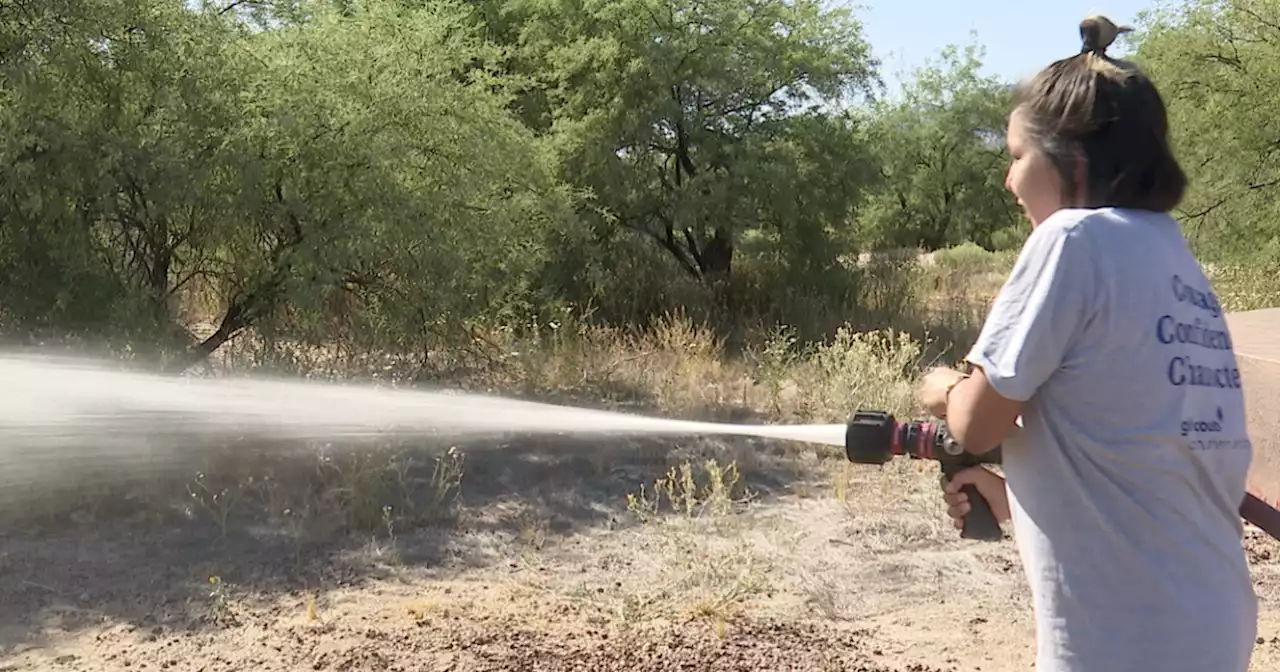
[[944, 373, 970, 403]]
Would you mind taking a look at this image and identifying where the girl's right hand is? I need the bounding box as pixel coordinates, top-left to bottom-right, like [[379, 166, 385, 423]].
[[941, 466, 1012, 530]]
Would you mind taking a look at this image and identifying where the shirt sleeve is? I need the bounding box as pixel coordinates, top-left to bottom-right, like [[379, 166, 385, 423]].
[[965, 213, 1098, 403]]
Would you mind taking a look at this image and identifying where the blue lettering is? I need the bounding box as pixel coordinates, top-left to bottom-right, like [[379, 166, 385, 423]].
[[1171, 274, 1222, 317], [1181, 409, 1224, 436], [1155, 314, 1233, 350], [1157, 315, 1174, 344], [1168, 356, 1185, 385], [1167, 356, 1242, 389]]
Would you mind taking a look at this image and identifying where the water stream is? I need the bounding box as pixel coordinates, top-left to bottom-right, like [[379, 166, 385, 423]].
[[0, 353, 847, 499]]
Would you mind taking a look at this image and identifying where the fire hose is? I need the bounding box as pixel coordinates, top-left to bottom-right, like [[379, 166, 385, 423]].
[[842, 408, 1280, 543]]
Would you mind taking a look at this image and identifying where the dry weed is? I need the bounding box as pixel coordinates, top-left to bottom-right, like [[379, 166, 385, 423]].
[[625, 458, 753, 523]]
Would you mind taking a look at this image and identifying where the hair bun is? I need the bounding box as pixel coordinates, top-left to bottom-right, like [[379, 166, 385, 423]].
[[1079, 14, 1133, 55]]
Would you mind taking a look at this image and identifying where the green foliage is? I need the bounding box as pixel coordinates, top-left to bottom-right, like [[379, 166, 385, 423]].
[[932, 241, 1000, 272], [7, 0, 1275, 369], [0, 0, 237, 345], [490, 0, 882, 326], [0, 0, 571, 365], [855, 42, 1022, 252], [234, 0, 572, 354], [1131, 0, 1280, 263]]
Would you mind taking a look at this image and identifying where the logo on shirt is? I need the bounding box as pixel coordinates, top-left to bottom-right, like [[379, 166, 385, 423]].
[[1181, 406, 1225, 436]]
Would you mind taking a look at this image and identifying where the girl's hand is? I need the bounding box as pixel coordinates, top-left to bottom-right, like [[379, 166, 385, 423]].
[[941, 466, 1011, 530], [918, 366, 968, 418]]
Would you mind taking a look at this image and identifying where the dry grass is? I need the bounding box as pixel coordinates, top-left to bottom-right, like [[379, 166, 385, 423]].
[[1206, 260, 1280, 313], [5, 246, 1280, 671]]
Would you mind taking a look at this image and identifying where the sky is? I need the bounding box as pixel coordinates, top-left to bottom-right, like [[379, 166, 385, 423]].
[[849, 1, 1160, 88]]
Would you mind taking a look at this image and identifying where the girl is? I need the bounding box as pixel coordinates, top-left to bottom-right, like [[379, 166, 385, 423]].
[[920, 14, 1259, 672]]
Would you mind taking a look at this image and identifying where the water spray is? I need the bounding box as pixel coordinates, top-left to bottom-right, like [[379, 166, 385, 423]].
[[0, 353, 1276, 543]]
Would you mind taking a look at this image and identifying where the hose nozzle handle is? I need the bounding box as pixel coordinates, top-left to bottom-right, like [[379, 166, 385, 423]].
[[941, 461, 1004, 541]]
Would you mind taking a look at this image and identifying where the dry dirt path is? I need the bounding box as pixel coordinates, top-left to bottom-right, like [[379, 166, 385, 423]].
[[1, 437, 1279, 672]]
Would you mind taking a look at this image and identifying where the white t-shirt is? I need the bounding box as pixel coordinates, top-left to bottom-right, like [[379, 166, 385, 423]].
[[966, 207, 1258, 672]]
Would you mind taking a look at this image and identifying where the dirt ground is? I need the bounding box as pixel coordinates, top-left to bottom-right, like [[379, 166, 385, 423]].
[[2, 436, 1280, 672]]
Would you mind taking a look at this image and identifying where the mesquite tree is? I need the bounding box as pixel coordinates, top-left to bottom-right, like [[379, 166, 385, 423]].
[[0, 0, 570, 366]]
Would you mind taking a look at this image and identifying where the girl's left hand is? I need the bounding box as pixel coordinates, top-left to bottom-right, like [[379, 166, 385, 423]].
[[918, 366, 968, 418]]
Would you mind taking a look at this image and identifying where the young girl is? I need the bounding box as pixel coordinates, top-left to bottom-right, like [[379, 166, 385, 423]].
[[919, 14, 1259, 672]]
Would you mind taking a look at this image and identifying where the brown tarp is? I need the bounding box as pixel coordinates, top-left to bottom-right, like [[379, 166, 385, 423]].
[[1225, 307, 1280, 508]]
